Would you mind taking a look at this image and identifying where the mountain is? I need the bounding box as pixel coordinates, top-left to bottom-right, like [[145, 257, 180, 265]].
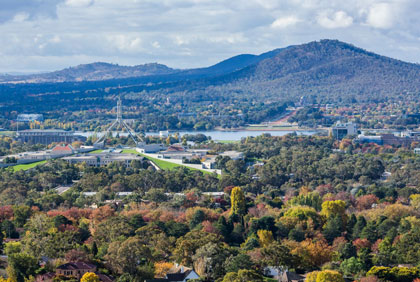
[[0, 62, 178, 83], [207, 39, 420, 101], [2, 39, 420, 104]]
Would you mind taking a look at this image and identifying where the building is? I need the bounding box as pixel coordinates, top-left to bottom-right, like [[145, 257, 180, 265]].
[[219, 151, 244, 160], [63, 153, 143, 167], [36, 262, 113, 282], [51, 144, 75, 155], [331, 122, 357, 140], [146, 269, 200, 282], [136, 143, 166, 153], [159, 130, 169, 138], [17, 114, 44, 122], [414, 148, 420, 155], [16, 130, 86, 145], [355, 135, 383, 145]]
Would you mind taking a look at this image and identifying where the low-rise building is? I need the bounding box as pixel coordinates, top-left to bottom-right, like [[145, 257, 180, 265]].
[[16, 129, 86, 145], [36, 262, 113, 282], [219, 151, 244, 160], [63, 153, 143, 167], [331, 122, 357, 140]]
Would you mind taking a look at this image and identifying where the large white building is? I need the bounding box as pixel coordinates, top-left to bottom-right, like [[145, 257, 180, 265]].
[[63, 153, 143, 167], [331, 122, 358, 140]]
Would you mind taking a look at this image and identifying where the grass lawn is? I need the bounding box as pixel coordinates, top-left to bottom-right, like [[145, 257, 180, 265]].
[[122, 149, 214, 175], [216, 140, 239, 144], [0, 131, 15, 136], [10, 160, 47, 172], [89, 149, 104, 154]]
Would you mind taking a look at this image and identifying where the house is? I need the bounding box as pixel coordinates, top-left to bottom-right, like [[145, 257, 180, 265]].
[[166, 270, 200, 281], [145, 268, 200, 282], [264, 269, 304, 282], [55, 262, 97, 279], [35, 262, 113, 282], [279, 271, 305, 282]]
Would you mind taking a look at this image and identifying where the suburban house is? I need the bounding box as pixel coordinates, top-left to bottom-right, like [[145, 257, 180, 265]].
[[35, 262, 113, 282], [146, 266, 200, 282]]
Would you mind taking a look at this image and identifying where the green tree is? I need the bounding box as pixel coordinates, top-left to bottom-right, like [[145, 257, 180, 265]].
[[192, 242, 231, 281], [6, 253, 38, 282], [340, 257, 364, 277], [261, 242, 295, 277]]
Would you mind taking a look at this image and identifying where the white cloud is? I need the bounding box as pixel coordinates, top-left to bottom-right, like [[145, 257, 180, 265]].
[[366, 3, 394, 29], [317, 10, 353, 29], [0, 0, 420, 72], [65, 0, 93, 7], [271, 16, 300, 29], [12, 12, 29, 23]]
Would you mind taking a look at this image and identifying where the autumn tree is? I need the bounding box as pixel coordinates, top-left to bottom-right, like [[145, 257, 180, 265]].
[[81, 272, 100, 282], [230, 187, 246, 216], [257, 230, 274, 248], [315, 270, 345, 282]]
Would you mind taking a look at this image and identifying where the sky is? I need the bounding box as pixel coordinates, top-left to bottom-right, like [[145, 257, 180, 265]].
[[1, 0, 420, 73]]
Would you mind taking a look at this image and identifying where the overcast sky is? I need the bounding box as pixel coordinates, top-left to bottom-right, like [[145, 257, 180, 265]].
[[1, 0, 420, 73]]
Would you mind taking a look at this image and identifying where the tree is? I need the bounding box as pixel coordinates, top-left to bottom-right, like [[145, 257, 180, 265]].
[[173, 230, 221, 266], [12, 205, 32, 227], [315, 270, 344, 282], [6, 253, 38, 282], [105, 237, 153, 279], [230, 187, 246, 216], [81, 272, 100, 282], [257, 230, 274, 248], [192, 242, 231, 281], [320, 200, 346, 223], [340, 257, 364, 277], [224, 254, 254, 273], [222, 269, 263, 282], [262, 242, 295, 277]]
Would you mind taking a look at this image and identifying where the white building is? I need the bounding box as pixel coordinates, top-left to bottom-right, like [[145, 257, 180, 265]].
[[331, 122, 358, 140]]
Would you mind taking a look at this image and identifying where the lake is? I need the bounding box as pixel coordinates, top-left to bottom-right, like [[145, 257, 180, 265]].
[[77, 129, 323, 141]]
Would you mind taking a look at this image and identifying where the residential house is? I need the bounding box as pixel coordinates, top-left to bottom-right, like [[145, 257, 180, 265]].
[[35, 262, 113, 282], [146, 269, 199, 282]]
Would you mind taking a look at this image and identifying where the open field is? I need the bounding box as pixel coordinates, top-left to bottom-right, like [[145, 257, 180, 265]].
[[122, 149, 216, 175], [10, 160, 47, 172]]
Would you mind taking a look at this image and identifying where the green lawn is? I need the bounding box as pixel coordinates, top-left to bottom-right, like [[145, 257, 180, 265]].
[[122, 149, 214, 175], [216, 140, 239, 144], [0, 131, 15, 136], [89, 149, 104, 154], [10, 160, 47, 172]]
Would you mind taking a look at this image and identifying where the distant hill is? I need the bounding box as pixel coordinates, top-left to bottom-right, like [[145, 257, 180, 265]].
[[223, 39, 420, 100], [1, 39, 420, 104], [0, 62, 178, 83]]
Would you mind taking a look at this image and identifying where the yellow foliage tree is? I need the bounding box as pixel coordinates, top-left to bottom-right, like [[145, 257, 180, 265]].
[[320, 200, 346, 219], [315, 270, 344, 282], [80, 272, 100, 282], [305, 271, 319, 282], [154, 261, 174, 278], [257, 230, 274, 248], [230, 187, 246, 216], [410, 194, 420, 209]]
